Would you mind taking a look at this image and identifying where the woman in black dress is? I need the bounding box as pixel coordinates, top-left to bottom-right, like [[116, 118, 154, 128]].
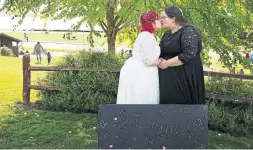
[[158, 6, 205, 104]]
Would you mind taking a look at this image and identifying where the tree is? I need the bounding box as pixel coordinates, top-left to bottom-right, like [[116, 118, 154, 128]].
[[1, 0, 253, 71], [1, 0, 161, 56], [239, 28, 253, 53]]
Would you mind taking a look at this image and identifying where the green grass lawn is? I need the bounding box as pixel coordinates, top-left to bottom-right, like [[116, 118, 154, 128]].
[[0, 109, 253, 149], [207, 54, 251, 74], [0, 56, 253, 149], [0, 56, 61, 115], [0, 110, 98, 149], [2, 31, 106, 44]]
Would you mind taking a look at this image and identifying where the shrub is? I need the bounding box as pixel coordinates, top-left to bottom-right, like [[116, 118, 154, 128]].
[[206, 77, 253, 98], [208, 100, 253, 138], [39, 51, 124, 113], [0, 47, 14, 56], [39, 52, 253, 138], [206, 76, 253, 138]]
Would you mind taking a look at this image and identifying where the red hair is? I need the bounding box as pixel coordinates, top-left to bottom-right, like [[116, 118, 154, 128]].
[[140, 11, 159, 34]]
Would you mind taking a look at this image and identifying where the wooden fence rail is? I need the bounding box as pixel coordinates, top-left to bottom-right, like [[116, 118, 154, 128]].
[[23, 54, 253, 105]]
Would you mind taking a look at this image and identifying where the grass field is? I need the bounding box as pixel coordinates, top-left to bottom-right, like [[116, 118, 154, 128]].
[[0, 56, 253, 148], [205, 53, 252, 74], [0, 109, 252, 149], [1, 31, 106, 44], [0, 56, 61, 116], [0, 110, 98, 149]]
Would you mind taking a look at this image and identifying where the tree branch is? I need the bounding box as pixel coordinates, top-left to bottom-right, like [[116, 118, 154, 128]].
[[113, 0, 117, 6], [127, 3, 135, 11], [101, 21, 108, 30], [100, 21, 108, 35], [115, 18, 124, 29], [116, 24, 124, 32], [114, 15, 120, 25]]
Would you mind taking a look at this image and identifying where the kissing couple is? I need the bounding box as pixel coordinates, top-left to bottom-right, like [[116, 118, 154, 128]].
[[117, 6, 205, 105]]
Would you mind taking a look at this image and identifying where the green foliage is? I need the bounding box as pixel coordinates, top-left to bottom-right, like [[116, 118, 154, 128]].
[[206, 77, 253, 98], [206, 76, 253, 137], [39, 52, 124, 113], [239, 27, 253, 52], [208, 100, 253, 138], [0, 47, 14, 57], [2, 0, 253, 70]]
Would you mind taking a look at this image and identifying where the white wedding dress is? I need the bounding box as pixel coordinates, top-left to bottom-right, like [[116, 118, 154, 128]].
[[116, 31, 160, 104]]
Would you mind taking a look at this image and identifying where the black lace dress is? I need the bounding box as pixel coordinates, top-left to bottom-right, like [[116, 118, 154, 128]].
[[159, 24, 205, 104]]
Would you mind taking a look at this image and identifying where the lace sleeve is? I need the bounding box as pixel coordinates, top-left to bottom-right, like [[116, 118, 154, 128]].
[[178, 26, 201, 64], [139, 33, 160, 66]]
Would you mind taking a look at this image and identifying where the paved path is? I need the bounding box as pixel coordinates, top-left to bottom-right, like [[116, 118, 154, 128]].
[[19, 52, 68, 58], [20, 41, 126, 52], [21, 41, 91, 51], [20, 41, 252, 56]]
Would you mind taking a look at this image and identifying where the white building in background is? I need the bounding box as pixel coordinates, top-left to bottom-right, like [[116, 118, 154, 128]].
[[0, 11, 103, 31]]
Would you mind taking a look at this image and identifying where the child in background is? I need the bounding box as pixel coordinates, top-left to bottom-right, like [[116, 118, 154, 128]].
[[239, 69, 244, 75], [47, 52, 52, 65]]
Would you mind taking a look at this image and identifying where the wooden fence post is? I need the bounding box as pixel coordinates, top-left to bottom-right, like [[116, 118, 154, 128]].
[[23, 54, 31, 104]]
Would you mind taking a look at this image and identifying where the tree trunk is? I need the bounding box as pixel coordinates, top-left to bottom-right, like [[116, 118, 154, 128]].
[[107, 32, 117, 56], [102, 0, 124, 57], [99, 1, 124, 57], [106, 1, 116, 57]]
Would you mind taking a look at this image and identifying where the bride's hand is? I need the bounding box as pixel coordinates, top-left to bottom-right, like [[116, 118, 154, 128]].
[[153, 59, 162, 66], [153, 58, 164, 66], [158, 59, 169, 69]]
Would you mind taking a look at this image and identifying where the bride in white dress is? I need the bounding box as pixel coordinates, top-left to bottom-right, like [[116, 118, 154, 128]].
[[117, 11, 161, 104]]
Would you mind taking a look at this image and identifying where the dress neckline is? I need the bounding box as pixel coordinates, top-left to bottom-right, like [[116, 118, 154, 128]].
[[171, 26, 183, 34], [168, 24, 192, 35], [160, 24, 192, 44]]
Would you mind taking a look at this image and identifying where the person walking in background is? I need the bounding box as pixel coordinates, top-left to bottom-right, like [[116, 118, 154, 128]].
[[34, 42, 45, 64], [121, 49, 124, 58], [24, 33, 29, 41], [24, 33, 27, 41], [128, 50, 133, 58], [47, 52, 52, 65]]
